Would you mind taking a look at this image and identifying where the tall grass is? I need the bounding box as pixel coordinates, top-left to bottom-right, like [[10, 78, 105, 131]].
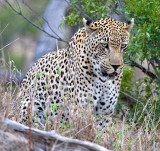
[[0, 25, 20, 121]]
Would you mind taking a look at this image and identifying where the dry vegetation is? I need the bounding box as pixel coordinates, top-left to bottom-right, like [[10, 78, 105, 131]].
[[0, 41, 160, 151], [0, 63, 160, 151]]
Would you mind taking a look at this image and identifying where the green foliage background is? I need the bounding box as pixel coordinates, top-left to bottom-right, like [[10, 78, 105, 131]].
[[122, 0, 160, 128], [65, 0, 160, 129]]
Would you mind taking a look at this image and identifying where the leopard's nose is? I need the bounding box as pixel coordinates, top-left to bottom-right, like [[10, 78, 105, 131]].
[[111, 65, 120, 70]]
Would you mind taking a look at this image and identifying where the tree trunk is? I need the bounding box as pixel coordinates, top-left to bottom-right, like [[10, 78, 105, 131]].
[[30, 0, 69, 67]]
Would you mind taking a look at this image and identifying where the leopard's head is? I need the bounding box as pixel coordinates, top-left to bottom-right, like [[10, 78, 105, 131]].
[[82, 17, 134, 80]]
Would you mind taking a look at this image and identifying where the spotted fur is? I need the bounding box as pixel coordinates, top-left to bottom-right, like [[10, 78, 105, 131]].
[[19, 17, 134, 129]]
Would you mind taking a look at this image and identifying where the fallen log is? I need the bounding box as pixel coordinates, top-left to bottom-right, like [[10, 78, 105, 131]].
[[0, 117, 110, 151]]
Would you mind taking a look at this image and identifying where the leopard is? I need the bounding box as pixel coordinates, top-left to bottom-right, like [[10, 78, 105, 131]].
[[19, 17, 134, 129]]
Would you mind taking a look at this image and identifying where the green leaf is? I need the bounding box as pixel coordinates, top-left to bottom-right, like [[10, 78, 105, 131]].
[[57, 66, 60, 76], [52, 100, 61, 114]]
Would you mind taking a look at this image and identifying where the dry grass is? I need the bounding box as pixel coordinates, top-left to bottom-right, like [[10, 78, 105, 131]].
[[0, 65, 160, 151], [0, 60, 20, 121], [0, 38, 159, 150]]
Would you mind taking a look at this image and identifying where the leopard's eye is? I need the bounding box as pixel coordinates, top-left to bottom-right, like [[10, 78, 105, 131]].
[[121, 44, 128, 51], [101, 43, 109, 49]]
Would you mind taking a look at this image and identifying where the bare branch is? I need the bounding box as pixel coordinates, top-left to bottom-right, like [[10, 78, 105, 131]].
[[150, 59, 160, 82], [21, 0, 61, 39], [127, 58, 157, 80], [120, 91, 139, 104], [113, 0, 127, 22], [116, 0, 123, 8], [155, 58, 160, 67], [4, 0, 69, 44]]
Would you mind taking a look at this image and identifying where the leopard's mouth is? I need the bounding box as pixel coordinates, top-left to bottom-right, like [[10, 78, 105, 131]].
[[102, 71, 118, 77], [108, 72, 117, 76], [100, 66, 118, 79]]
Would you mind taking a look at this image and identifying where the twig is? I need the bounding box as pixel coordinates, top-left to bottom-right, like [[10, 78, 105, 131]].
[[0, 38, 19, 50], [121, 116, 125, 149], [0, 24, 9, 35], [120, 91, 139, 103], [137, 98, 150, 122], [74, 124, 91, 137], [4, 0, 69, 44], [27, 102, 32, 151]]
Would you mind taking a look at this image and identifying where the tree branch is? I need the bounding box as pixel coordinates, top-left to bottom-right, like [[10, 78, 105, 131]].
[[127, 58, 157, 80], [21, 0, 62, 40], [150, 59, 160, 82], [73, 4, 94, 22], [64, 0, 94, 22], [155, 58, 160, 67], [4, 0, 69, 44]]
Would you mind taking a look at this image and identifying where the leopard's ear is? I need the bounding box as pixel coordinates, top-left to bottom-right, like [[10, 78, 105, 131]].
[[124, 18, 134, 32], [83, 18, 97, 32]]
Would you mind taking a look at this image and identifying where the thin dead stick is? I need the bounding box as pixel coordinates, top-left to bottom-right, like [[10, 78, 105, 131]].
[[0, 38, 19, 50], [74, 123, 91, 137], [27, 102, 32, 151], [0, 24, 9, 35]]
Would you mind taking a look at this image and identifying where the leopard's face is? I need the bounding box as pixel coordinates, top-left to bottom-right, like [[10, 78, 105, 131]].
[[83, 17, 134, 80]]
